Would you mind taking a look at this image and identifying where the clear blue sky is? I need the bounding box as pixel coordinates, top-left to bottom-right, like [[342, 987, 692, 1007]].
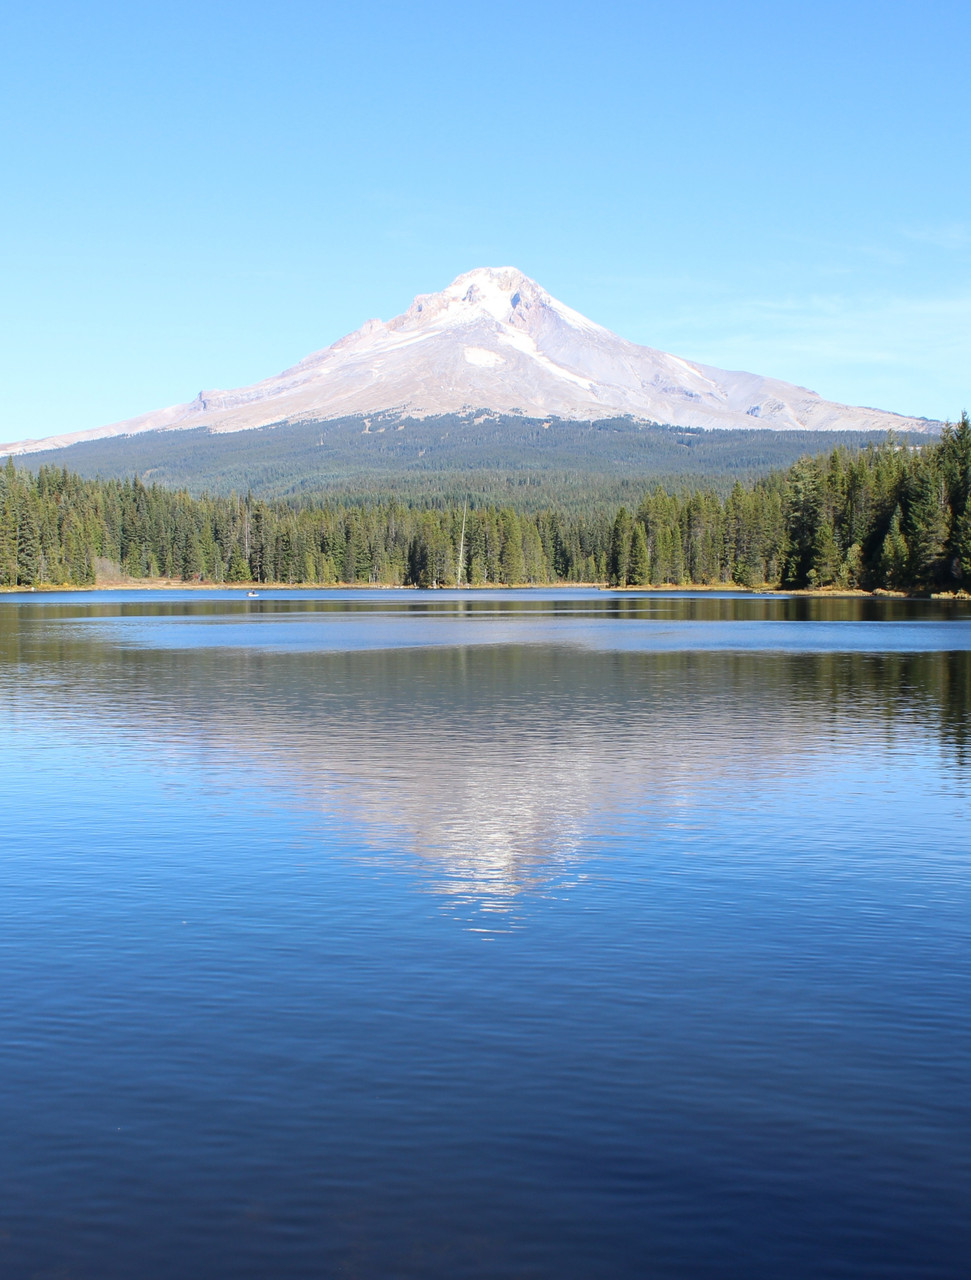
[[3, 0, 968, 437]]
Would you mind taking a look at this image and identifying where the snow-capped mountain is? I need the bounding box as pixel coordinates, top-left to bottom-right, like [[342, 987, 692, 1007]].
[[0, 267, 938, 455]]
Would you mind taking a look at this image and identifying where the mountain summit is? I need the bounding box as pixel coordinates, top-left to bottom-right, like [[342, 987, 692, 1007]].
[[1, 267, 937, 455]]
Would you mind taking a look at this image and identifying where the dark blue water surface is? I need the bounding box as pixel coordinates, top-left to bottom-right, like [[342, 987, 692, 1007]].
[[1, 589, 970, 1279]]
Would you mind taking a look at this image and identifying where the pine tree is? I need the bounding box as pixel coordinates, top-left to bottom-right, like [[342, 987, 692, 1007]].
[[499, 510, 525, 584], [226, 546, 251, 582], [608, 507, 633, 585], [810, 518, 841, 587], [629, 522, 649, 585], [781, 459, 823, 587], [16, 493, 42, 585], [879, 506, 909, 589], [941, 413, 971, 584], [905, 459, 948, 587]]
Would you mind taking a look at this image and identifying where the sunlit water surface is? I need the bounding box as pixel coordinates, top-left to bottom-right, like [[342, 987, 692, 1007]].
[[2, 589, 970, 1279]]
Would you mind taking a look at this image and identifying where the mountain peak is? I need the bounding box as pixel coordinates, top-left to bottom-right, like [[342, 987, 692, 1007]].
[[450, 265, 537, 294], [378, 267, 609, 350], [394, 266, 549, 331]]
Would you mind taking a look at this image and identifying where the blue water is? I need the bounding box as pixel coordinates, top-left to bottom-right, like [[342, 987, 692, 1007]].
[[1, 589, 969, 1278]]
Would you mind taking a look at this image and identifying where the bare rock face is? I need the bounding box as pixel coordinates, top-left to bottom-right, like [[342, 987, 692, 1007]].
[[1, 267, 939, 455]]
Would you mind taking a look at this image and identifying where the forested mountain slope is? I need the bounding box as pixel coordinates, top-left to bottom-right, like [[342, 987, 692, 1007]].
[[11, 415, 931, 511]]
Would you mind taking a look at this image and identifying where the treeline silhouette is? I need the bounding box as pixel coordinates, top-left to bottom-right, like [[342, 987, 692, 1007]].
[[2, 418, 968, 592]]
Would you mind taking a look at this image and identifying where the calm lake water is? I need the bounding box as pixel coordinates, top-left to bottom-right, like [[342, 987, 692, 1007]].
[[2, 589, 970, 1279]]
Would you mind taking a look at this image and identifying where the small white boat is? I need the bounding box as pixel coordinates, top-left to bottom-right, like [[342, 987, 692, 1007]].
[[247, 590, 260, 598]]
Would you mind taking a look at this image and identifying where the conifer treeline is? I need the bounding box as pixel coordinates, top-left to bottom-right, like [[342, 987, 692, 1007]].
[[1, 417, 969, 592]]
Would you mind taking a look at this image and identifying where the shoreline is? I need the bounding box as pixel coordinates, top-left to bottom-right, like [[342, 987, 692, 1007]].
[[2, 580, 968, 601]]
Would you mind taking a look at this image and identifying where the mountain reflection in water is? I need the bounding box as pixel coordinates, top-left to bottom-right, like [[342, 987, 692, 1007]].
[[3, 590, 970, 909]]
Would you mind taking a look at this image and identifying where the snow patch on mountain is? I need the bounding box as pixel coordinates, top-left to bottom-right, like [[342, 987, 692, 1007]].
[[464, 347, 504, 368]]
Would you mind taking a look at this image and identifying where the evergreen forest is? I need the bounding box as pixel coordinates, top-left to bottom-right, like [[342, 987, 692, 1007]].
[[2, 418, 969, 594], [18, 414, 928, 509]]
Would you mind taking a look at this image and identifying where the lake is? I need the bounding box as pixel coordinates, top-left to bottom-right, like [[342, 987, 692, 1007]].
[[1, 589, 969, 1279]]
